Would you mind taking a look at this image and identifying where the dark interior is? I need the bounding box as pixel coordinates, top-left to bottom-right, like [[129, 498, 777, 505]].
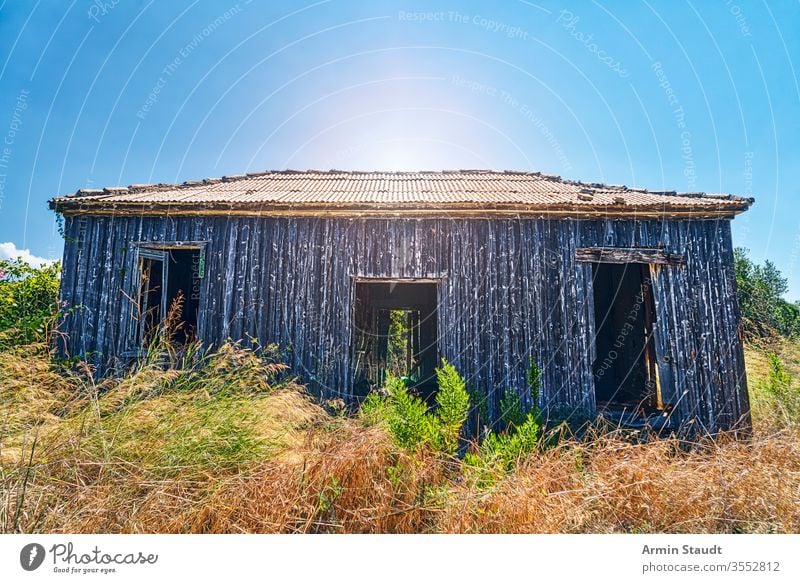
[[166, 249, 201, 343], [592, 263, 660, 411], [138, 248, 201, 346], [139, 255, 164, 346], [353, 281, 438, 400]]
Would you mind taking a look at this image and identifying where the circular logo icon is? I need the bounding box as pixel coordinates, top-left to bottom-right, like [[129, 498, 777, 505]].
[[20, 543, 46, 571]]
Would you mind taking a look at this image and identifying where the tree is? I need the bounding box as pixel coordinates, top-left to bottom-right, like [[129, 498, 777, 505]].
[[734, 248, 800, 338], [0, 258, 61, 347]]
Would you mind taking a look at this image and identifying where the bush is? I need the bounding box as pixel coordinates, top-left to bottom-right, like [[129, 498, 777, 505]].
[[499, 358, 542, 430], [360, 359, 470, 455], [434, 360, 470, 453], [735, 248, 800, 338], [466, 414, 540, 476], [465, 382, 489, 438], [0, 258, 60, 347], [499, 386, 526, 430], [379, 375, 439, 450], [464, 358, 544, 486], [527, 356, 542, 413], [757, 352, 800, 427]]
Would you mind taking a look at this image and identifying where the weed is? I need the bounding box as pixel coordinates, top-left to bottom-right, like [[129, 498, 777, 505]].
[[433, 360, 470, 454], [359, 360, 469, 455], [499, 387, 525, 430], [755, 352, 800, 427]]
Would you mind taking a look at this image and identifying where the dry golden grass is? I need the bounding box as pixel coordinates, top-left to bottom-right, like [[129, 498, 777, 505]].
[[191, 424, 444, 534], [0, 345, 76, 463], [1, 342, 799, 534], [441, 431, 800, 533]]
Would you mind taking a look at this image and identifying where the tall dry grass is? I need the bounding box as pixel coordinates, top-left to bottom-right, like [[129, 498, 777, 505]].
[[1, 341, 799, 534], [442, 430, 800, 533]]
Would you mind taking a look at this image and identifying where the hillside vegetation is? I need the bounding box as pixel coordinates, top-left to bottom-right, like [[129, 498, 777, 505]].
[[0, 253, 799, 534]]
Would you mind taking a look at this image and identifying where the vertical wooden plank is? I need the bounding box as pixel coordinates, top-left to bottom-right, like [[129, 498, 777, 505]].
[[54, 212, 750, 434]]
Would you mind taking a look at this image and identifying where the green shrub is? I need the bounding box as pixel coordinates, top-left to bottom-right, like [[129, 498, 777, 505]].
[[0, 258, 60, 347], [360, 374, 437, 450], [359, 390, 392, 425], [763, 353, 792, 396], [499, 356, 542, 430], [757, 352, 800, 426], [465, 358, 544, 487], [499, 387, 525, 430], [434, 359, 470, 453], [527, 356, 542, 415], [387, 375, 439, 450], [465, 382, 489, 438], [464, 413, 541, 487], [735, 248, 800, 338], [473, 413, 540, 468], [359, 359, 470, 455]]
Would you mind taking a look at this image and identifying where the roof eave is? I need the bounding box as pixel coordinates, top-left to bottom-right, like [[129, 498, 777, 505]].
[[49, 199, 753, 219]]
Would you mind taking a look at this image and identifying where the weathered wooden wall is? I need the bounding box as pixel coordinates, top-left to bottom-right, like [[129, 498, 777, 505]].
[[57, 215, 750, 434]]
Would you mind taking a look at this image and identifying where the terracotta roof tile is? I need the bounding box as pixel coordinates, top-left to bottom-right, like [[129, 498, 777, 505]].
[[51, 170, 753, 216]]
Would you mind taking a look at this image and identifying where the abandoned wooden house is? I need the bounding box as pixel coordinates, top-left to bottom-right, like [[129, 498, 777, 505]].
[[50, 170, 754, 434]]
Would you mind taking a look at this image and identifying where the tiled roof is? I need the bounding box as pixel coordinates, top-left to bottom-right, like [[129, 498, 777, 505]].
[[50, 170, 753, 217]]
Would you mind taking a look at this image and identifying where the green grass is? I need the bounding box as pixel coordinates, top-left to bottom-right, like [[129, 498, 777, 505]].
[[744, 339, 800, 429]]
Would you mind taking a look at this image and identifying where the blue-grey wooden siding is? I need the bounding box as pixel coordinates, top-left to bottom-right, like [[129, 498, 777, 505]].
[[56, 215, 750, 434]]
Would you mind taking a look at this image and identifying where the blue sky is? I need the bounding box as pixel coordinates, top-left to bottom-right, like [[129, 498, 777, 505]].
[[0, 1, 798, 294]]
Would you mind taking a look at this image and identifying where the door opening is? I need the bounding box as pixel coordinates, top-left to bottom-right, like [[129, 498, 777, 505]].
[[591, 263, 661, 412], [137, 247, 201, 347], [353, 280, 438, 400]]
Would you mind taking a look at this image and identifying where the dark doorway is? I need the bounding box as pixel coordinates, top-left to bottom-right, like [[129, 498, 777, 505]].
[[592, 263, 660, 412], [139, 250, 164, 347], [353, 280, 438, 400], [137, 247, 201, 347]]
